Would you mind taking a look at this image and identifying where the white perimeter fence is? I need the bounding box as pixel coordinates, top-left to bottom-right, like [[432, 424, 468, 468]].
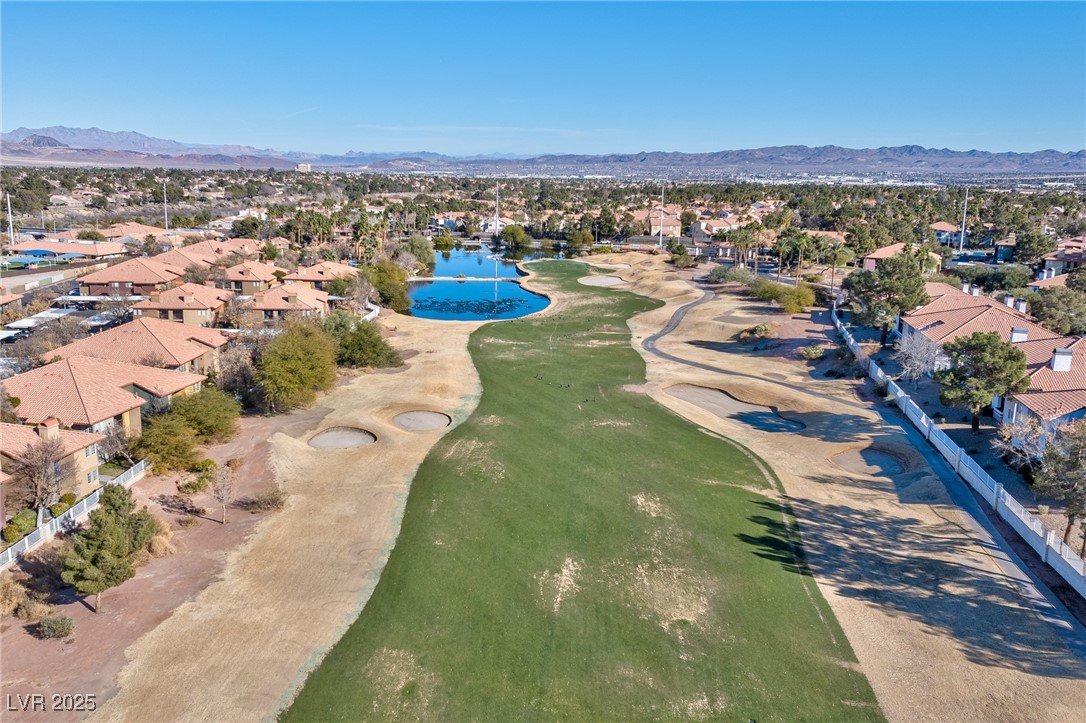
[[0, 460, 148, 572], [831, 311, 1086, 599]]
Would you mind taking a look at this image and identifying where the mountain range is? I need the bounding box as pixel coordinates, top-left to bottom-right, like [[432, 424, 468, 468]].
[[2, 126, 1084, 178]]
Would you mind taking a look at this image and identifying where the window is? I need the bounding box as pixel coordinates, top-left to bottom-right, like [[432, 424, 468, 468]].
[[87, 472, 93, 485]]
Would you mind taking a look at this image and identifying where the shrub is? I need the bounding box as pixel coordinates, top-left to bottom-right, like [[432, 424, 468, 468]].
[[800, 344, 825, 360], [178, 475, 210, 495], [134, 414, 201, 474], [671, 252, 695, 269], [241, 488, 287, 513], [803, 273, 822, 284], [171, 388, 241, 443], [3, 525, 24, 544], [338, 321, 403, 369], [191, 459, 218, 475], [37, 614, 74, 639], [130, 548, 153, 567], [48, 502, 71, 518], [15, 599, 50, 622], [1037, 504, 1050, 516], [12, 510, 37, 534], [778, 284, 816, 314], [177, 516, 200, 529], [148, 534, 176, 558], [707, 266, 754, 285], [59, 493, 76, 507], [257, 323, 338, 411], [750, 279, 780, 301], [0, 572, 29, 617]]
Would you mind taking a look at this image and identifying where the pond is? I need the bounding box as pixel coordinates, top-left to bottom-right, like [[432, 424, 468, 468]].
[[431, 249, 523, 279], [408, 279, 549, 321]]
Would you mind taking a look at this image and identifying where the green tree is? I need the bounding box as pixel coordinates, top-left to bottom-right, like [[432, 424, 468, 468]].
[[1012, 230, 1057, 265], [232, 217, 263, 239], [261, 242, 281, 262], [1035, 419, 1086, 550], [133, 414, 201, 473], [934, 332, 1029, 433], [1027, 287, 1086, 335], [500, 225, 529, 247], [171, 388, 241, 443], [568, 229, 593, 251], [76, 230, 106, 241], [729, 227, 757, 269], [338, 321, 403, 368], [61, 485, 156, 612], [842, 250, 929, 345], [257, 323, 338, 410], [597, 206, 618, 238], [680, 210, 698, 236]]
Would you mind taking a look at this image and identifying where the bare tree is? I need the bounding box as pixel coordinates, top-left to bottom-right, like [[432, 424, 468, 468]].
[[136, 353, 171, 369], [211, 466, 235, 524], [97, 295, 132, 324], [181, 264, 211, 284], [893, 332, 943, 388], [0, 386, 20, 423], [99, 424, 136, 467], [1036, 419, 1086, 551], [217, 345, 256, 395], [12, 437, 66, 515], [992, 416, 1047, 473]]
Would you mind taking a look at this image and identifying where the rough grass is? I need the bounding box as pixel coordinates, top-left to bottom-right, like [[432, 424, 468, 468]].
[[283, 261, 882, 721]]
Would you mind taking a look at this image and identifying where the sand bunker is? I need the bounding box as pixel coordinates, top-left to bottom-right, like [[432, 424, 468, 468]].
[[666, 384, 805, 433], [833, 447, 907, 476], [579, 275, 628, 287], [393, 411, 452, 431], [308, 427, 377, 448]]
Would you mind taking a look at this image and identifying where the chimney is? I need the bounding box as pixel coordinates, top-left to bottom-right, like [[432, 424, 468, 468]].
[[960, 282, 970, 293], [286, 292, 298, 304], [37, 417, 60, 442], [1010, 327, 1028, 344], [1015, 299, 1028, 314], [205, 280, 216, 287], [1003, 294, 1015, 308], [150, 292, 161, 303], [1047, 268, 1056, 279], [183, 293, 195, 303], [1051, 348, 1073, 373], [970, 285, 981, 296]]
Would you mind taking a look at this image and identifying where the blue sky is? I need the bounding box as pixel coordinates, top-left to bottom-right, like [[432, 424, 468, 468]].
[[2, 2, 1084, 155]]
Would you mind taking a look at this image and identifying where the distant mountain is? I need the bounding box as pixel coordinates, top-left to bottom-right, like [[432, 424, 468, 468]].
[[20, 134, 67, 148], [2, 125, 1083, 177], [1, 126, 275, 157]]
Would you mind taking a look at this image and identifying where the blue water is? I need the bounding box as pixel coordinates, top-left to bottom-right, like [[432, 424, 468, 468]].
[[431, 249, 522, 279], [408, 279, 549, 320]]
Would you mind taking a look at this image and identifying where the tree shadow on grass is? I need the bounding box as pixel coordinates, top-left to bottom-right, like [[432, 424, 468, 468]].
[[738, 498, 1086, 679]]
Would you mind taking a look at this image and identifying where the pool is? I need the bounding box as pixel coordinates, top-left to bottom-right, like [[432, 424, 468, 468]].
[[408, 279, 549, 320]]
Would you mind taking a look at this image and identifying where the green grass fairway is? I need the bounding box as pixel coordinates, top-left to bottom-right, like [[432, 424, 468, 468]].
[[284, 262, 881, 721]]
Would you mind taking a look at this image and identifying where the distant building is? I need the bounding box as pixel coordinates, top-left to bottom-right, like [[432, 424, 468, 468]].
[[295, 163, 312, 172]]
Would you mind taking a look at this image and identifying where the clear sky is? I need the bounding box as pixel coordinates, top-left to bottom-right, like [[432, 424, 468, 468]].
[[2, 1, 1084, 155]]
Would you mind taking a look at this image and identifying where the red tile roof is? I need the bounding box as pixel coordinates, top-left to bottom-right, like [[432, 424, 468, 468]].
[[246, 283, 327, 312], [45, 317, 227, 368], [80, 257, 184, 286], [2, 356, 205, 427], [0, 423, 103, 459], [284, 261, 357, 284], [131, 283, 233, 311]]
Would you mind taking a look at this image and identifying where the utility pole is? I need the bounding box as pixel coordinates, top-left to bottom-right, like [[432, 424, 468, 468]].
[[658, 182, 664, 248], [958, 188, 969, 256], [163, 180, 169, 231], [4, 192, 14, 287]]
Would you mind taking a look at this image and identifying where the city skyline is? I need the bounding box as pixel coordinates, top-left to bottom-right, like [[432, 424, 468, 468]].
[[2, 1, 1085, 155]]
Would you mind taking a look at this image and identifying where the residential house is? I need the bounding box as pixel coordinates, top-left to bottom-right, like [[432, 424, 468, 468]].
[[861, 242, 942, 273], [78, 257, 184, 297], [103, 222, 169, 241], [244, 283, 329, 324], [131, 282, 234, 326], [1000, 339, 1086, 437], [45, 317, 228, 374], [222, 260, 282, 295], [1, 355, 205, 435], [0, 420, 104, 510], [931, 221, 961, 245], [1042, 238, 1086, 275], [648, 215, 682, 239], [1027, 269, 1068, 292], [155, 246, 219, 270], [897, 282, 1053, 348], [284, 260, 357, 290]]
